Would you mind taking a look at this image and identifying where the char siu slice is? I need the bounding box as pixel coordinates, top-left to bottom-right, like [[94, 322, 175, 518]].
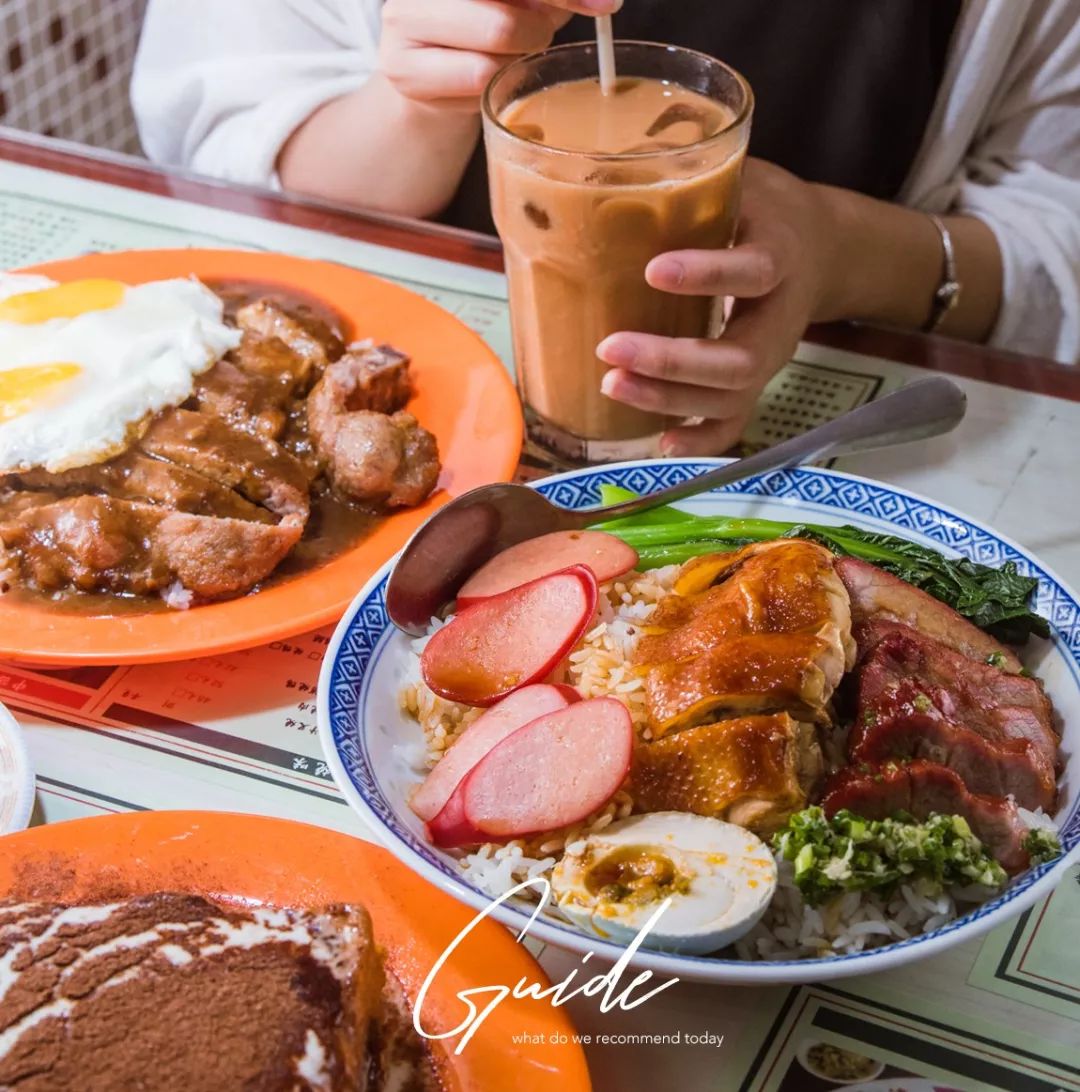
[[236, 300, 343, 372], [854, 621, 1057, 772], [631, 713, 822, 834], [0, 493, 302, 600], [851, 715, 1056, 812], [635, 540, 855, 669], [851, 625, 1057, 810], [836, 556, 1022, 672], [822, 759, 1033, 873], [9, 451, 273, 525], [139, 409, 310, 522]]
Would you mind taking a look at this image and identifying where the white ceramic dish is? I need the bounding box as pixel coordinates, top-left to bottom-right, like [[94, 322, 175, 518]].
[[842, 1082, 943, 1092], [318, 460, 1079, 985], [0, 702, 35, 833], [796, 1038, 886, 1085]]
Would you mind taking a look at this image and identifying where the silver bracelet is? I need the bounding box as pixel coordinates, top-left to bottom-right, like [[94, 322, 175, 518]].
[[923, 213, 962, 333]]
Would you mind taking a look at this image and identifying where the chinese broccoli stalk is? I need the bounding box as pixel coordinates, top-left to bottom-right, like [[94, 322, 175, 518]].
[[590, 485, 1049, 643]]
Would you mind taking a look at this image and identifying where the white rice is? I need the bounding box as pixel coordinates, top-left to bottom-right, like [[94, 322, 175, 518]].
[[161, 580, 193, 610], [399, 568, 1057, 960], [1017, 804, 1059, 834], [732, 859, 1002, 960], [398, 568, 675, 768]]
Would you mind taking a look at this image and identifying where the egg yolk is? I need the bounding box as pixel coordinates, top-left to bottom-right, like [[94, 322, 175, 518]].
[[0, 279, 126, 324], [584, 845, 690, 906], [0, 363, 82, 422]]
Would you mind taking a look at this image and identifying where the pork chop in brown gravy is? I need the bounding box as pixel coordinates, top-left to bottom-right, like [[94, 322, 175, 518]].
[[0, 287, 441, 610]]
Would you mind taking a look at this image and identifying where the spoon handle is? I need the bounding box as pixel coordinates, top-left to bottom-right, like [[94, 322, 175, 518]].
[[588, 376, 966, 522]]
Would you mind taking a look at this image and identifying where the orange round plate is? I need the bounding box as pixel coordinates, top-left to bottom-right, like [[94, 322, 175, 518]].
[[0, 811, 590, 1092], [3, 248, 522, 664]]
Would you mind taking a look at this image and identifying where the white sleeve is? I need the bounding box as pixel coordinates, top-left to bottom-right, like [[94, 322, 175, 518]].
[[131, 0, 382, 188], [953, 3, 1080, 363]]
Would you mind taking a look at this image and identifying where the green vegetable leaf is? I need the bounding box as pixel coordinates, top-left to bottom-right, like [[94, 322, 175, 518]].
[[1023, 827, 1062, 866], [587, 491, 1050, 645], [634, 541, 746, 570], [594, 484, 697, 528], [784, 525, 1049, 643], [913, 693, 933, 714]]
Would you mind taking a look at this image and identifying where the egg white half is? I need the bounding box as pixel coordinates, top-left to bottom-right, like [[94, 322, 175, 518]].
[[551, 812, 778, 955]]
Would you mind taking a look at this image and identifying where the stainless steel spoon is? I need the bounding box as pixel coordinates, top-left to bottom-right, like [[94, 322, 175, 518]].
[[387, 375, 966, 634]]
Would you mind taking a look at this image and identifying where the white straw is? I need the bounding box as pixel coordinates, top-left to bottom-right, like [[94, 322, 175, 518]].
[[596, 15, 616, 95]]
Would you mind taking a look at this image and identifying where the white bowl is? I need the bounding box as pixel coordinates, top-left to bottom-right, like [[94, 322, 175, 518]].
[[318, 460, 1080, 985]]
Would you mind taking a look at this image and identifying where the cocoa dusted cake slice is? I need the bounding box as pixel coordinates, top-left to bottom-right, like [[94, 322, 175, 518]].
[[0, 893, 396, 1091]]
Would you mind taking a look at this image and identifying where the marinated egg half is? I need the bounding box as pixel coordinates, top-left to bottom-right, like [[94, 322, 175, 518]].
[[551, 812, 777, 955]]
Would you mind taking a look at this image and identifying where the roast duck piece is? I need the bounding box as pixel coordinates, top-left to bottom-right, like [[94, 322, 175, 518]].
[[0, 301, 440, 603], [631, 540, 855, 834], [630, 541, 1058, 869], [632, 712, 823, 834]]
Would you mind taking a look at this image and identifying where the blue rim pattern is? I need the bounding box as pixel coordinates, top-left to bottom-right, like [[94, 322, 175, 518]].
[[324, 463, 1079, 970]]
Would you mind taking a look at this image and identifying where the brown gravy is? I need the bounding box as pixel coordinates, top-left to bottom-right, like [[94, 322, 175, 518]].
[[13, 489, 383, 617], [206, 277, 356, 344], [264, 487, 381, 586], [5, 280, 390, 616]]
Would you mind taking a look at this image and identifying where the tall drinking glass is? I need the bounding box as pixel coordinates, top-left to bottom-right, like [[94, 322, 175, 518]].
[[483, 42, 753, 464]]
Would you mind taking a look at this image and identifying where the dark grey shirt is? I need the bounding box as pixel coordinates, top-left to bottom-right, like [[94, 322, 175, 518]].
[[439, 0, 962, 234]]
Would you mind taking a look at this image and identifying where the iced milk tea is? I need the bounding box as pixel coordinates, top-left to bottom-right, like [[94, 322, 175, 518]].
[[483, 43, 753, 462]]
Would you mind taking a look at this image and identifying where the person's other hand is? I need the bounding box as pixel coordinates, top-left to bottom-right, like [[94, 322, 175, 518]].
[[597, 158, 843, 456], [380, 0, 622, 111]]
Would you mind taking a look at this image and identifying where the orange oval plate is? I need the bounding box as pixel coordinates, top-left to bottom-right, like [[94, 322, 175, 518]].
[[0, 811, 591, 1092], [2, 248, 522, 664]]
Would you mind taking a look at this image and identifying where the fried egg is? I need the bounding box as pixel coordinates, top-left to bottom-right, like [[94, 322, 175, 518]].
[[0, 273, 242, 473]]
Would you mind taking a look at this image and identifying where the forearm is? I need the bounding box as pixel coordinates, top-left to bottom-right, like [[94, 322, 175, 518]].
[[814, 184, 1003, 342], [277, 74, 481, 219]]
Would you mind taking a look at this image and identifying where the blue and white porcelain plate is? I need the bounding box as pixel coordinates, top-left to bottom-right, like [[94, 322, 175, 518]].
[[317, 460, 1080, 985]]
